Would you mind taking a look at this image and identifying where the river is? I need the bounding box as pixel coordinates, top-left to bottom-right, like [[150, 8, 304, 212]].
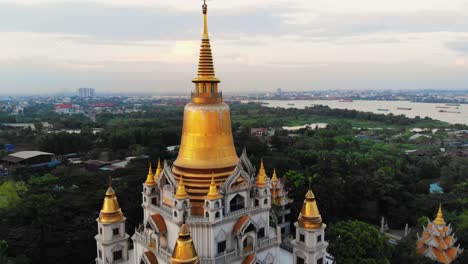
[[243, 100, 468, 125]]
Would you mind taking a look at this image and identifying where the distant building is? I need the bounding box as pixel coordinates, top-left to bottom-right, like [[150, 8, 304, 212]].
[[1, 151, 55, 166], [250, 127, 268, 136], [78, 88, 95, 98], [276, 88, 283, 97], [54, 103, 74, 114]]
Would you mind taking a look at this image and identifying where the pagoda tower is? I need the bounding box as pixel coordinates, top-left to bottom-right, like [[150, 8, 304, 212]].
[[172, 0, 239, 215], [122, 2, 282, 264], [291, 187, 331, 264], [416, 205, 464, 264], [95, 178, 130, 264], [270, 169, 292, 236]]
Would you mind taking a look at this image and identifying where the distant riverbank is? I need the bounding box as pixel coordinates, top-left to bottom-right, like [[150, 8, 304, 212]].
[[244, 100, 468, 125]]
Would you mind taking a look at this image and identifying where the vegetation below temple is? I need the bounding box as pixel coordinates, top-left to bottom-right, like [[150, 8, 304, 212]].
[[0, 103, 467, 264]]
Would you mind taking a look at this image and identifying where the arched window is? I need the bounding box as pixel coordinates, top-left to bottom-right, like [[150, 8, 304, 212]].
[[203, 84, 207, 93], [174, 211, 178, 217], [205, 212, 209, 218], [215, 201, 220, 208], [210, 83, 215, 93], [206, 201, 209, 208], [229, 194, 245, 212], [215, 211, 220, 219]]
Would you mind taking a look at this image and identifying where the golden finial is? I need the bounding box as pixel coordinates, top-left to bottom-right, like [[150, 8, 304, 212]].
[[255, 159, 268, 187], [99, 177, 125, 223], [145, 162, 156, 186], [205, 175, 222, 200], [175, 175, 189, 199], [171, 223, 199, 264], [155, 158, 162, 179], [202, 0, 208, 38], [271, 168, 279, 183], [297, 186, 322, 229], [433, 204, 446, 225]]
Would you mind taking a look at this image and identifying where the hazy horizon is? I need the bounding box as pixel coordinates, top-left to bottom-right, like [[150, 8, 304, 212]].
[[1, 0, 468, 94]]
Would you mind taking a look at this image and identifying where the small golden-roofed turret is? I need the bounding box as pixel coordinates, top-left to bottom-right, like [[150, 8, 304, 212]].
[[255, 159, 268, 188], [298, 188, 322, 229], [145, 162, 156, 186], [205, 175, 222, 200], [171, 223, 200, 264], [433, 204, 446, 225], [175, 175, 189, 199], [98, 177, 125, 223], [154, 158, 162, 179]]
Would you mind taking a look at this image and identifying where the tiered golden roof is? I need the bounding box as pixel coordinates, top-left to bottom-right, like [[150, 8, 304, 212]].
[[297, 189, 322, 229], [416, 205, 464, 264], [205, 176, 222, 200], [175, 176, 189, 199], [255, 160, 268, 188], [171, 224, 200, 264], [98, 178, 125, 223], [434, 204, 446, 226], [145, 162, 156, 186], [191, 2, 219, 84]]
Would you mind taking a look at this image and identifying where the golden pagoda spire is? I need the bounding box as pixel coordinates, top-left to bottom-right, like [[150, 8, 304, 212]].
[[205, 175, 222, 200], [271, 168, 279, 183], [145, 162, 156, 186], [98, 177, 125, 223], [154, 158, 162, 179], [255, 159, 268, 187], [171, 223, 200, 264], [175, 175, 189, 199], [191, 0, 221, 104], [297, 187, 322, 229], [433, 204, 446, 225]]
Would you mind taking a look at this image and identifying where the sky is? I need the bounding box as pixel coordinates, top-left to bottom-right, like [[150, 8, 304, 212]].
[[0, 0, 468, 94]]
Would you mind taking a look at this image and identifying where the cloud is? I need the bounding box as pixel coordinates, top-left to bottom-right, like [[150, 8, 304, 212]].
[[446, 38, 468, 54], [1, 0, 468, 93]]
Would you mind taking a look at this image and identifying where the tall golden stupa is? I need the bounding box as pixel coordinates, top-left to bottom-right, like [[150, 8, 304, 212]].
[[172, 1, 238, 214]]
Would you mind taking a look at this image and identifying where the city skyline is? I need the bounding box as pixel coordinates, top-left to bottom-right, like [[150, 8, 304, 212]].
[[1, 0, 468, 94]]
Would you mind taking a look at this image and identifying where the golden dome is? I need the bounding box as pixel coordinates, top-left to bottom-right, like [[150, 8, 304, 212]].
[[433, 204, 446, 226], [98, 178, 125, 223], [145, 162, 156, 186], [255, 160, 268, 188], [297, 189, 322, 229], [205, 176, 222, 200], [175, 175, 189, 199], [171, 224, 200, 264], [172, 1, 238, 215]]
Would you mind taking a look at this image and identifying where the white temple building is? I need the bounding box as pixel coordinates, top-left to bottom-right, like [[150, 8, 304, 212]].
[[94, 2, 333, 264]]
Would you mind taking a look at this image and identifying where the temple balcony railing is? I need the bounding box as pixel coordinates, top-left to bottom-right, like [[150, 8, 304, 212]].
[[133, 225, 147, 245], [191, 91, 222, 98], [158, 247, 172, 261], [225, 206, 262, 219]]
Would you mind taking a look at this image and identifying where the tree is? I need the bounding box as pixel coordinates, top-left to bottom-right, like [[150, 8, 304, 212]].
[[0, 181, 27, 209], [283, 170, 306, 188], [328, 220, 392, 264]]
